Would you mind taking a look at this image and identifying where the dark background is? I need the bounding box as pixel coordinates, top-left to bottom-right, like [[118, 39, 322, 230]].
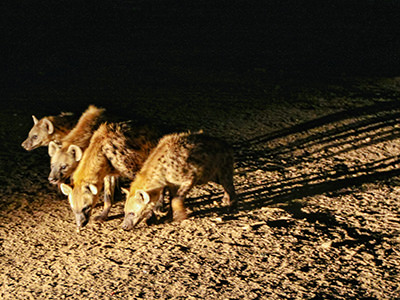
[[1, 4, 400, 298], [2, 0, 400, 106]]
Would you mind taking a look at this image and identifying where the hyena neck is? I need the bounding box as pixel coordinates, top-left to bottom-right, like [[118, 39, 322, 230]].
[[39, 132, 53, 146], [49, 130, 68, 145], [130, 171, 164, 197], [61, 106, 105, 149], [38, 115, 73, 145], [128, 172, 149, 195], [73, 139, 110, 186]]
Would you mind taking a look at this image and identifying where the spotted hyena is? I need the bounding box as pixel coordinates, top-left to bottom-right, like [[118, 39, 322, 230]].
[[21, 112, 76, 151], [60, 121, 159, 231], [122, 131, 237, 231], [48, 105, 105, 185]]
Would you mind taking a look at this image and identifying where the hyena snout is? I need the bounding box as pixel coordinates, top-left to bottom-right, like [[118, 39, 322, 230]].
[[48, 167, 67, 184], [48, 175, 59, 185], [122, 213, 138, 231], [75, 206, 92, 229], [21, 140, 33, 151], [48, 172, 62, 185]]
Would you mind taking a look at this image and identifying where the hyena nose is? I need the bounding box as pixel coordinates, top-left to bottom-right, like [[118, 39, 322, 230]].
[[76, 212, 89, 229], [48, 176, 58, 185], [75, 206, 92, 229], [122, 213, 136, 231], [21, 141, 30, 150]]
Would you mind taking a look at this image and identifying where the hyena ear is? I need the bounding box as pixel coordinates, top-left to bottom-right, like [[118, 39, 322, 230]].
[[32, 115, 39, 125], [136, 190, 150, 204], [89, 184, 98, 195], [68, 145, 83, 162], [43, 118, 54, 134], [48, 141, 59, 157], [121, 187, 130, 195], [60, 183, 72, 196]]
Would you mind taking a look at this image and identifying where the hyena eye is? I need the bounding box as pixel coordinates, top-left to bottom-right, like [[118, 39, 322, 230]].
[[60, 165, 67, 170], [32, 135, 38, 140]]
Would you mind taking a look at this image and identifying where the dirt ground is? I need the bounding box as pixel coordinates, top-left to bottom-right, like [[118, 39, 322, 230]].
[[1, 74, 400, 299]]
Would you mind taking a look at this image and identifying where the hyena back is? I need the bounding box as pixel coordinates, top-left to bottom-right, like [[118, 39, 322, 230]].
[[61, 121, 159, 230], [122, 131, 237, 230], [48, 105, 105, 185], [21, 112, 76, 151]]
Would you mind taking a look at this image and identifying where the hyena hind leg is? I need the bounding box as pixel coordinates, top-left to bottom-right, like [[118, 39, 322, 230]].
[[220, 174, 238, 211]]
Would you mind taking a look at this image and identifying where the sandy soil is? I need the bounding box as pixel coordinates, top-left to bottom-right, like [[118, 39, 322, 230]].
[[1, 75, 400, 299]]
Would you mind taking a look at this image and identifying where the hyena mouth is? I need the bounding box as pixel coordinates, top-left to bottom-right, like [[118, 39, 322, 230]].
[[75, 210, 90, 231], [122, 212, 138, 231], [48, 177, 60, 185]]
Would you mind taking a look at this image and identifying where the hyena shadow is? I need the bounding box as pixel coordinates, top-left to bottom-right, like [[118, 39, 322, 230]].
[[188, 100, 400, 219], [97, 100, 400, 225]]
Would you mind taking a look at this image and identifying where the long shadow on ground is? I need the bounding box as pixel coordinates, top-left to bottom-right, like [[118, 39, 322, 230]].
[[186, 100, 400, 272]]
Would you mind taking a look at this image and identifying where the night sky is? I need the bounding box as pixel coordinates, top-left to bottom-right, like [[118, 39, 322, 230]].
[[2, 0, 400, 98]]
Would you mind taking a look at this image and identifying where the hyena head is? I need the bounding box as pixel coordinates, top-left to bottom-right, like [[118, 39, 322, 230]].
[[48, 142, 83, 184], [21, 115, 54, 151], [122, 189, 157, 230], [61, 182, 99, 230]]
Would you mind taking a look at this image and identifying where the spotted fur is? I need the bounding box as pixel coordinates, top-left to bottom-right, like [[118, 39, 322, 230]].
[[60, 121, 159, 230], [48, 105, 105, 185], [122, 131, 237, 230]]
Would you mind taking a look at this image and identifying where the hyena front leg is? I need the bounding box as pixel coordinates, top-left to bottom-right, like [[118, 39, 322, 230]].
[[171, 181, 194, 221], [152, 186, 171, 216], [145, 186, 175, 225], [155, 186, 178, 216], [144, 188, 165, 225], [94, 175, 116, 222]]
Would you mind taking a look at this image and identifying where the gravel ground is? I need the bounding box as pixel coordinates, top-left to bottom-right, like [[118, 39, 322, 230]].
[[1, 75, 400, 299]]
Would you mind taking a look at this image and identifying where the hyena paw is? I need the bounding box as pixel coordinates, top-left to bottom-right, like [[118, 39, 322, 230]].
[[222, 195, 238, 210], [94, 214, 108, 222], [173, 210, 188, 222], [221, 195, 230, 206], [226, 199, 238, 213]]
